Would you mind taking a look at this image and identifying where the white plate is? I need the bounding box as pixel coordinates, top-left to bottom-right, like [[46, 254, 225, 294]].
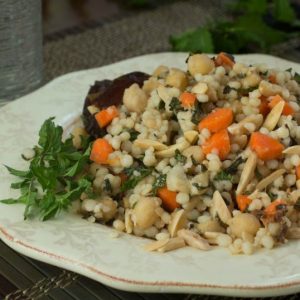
[[1, 53, 300, 297]]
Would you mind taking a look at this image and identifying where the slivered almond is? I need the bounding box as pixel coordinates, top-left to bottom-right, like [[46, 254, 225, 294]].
[[157, 237, 186, 252], [144, 238, 170, 251], [256, 169, 286, 191], [228, 114, 263, 135], [87, 105, 100, 114], [125, 209, 133, 234], [177, 229, 211, 250], [287, 228, 300, 239], [184, 130, 199, 144], [262, 101, 285, 131], [236, 151, 257, 195], [191, 82, 208, 94], [212, 191, 232, 225], [156, 141, 190, 158], [157, 86, 169, 102], [290, 190, 300, 204], [134, 139, 167, 151], [168, 209, 187, 238], [283, 145, 300, 155]]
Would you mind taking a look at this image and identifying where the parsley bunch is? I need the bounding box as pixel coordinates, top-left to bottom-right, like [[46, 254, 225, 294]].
[[1, 118, 92, 221]]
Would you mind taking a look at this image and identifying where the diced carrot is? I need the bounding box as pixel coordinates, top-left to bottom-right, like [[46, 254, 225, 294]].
[[202, 129, 230, 160], [264, 199, 286, 218], [259, 96, 270, 117], [157, 187, 179, 212], [215, 52, 235, 67], [296, 165, 300, 180], [268, 74, 276, 84], [95, 105, 119, 128], [198, 108, 233, 133], [90, 138, 114, 164], [249, 132, 284, 161], [180, 92, 196, 108], [236, 195, 252, 212], [268, 94, 294, 116]]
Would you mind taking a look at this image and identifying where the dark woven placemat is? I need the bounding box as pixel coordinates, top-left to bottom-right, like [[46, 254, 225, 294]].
[[1, 1, 300, 299]]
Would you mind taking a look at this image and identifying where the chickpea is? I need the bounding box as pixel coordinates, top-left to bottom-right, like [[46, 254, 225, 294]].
[[242, 73, 261, 89], [152, 65, 169, 78], [228, 213, 260, 238], [100, 197, 117, 222], [133, 197, 159, 229], [187, 54, 215, 76], [142, 77, 161, 95], [183, 146, 204, 163], [165, 68, 188, 91], [197, 219, 225, 234], [123, 83, 147, 113]]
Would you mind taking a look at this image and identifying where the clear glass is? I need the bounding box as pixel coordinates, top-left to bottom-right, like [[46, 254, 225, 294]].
[[0, 0, 43, 103]]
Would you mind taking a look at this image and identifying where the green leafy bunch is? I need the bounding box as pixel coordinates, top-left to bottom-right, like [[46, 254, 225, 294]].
[[170, 0, 300, 53], [1, 118, 92, 221]]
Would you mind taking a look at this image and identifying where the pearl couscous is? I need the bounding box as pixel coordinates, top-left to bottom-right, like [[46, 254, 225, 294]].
[[76, 52, 300, 255]]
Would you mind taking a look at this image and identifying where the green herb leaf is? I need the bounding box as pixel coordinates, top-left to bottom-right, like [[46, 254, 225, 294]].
[[158, 100, 165, 111], [214, 171, 233, 181], [225, 157, 246, 174], [104, 178, 113, 193], [273, 0, 296, 23], [152, 173, 167, 195], [191, 101, 203, 124], [128, 129, 139, 142], [1, 118, 93, 221], [169, 97, 184, 114], [121, 166, 153, 192], [170, 27, 214, 53], [294, 72, 300, 84], [174, 149, 187, 164]]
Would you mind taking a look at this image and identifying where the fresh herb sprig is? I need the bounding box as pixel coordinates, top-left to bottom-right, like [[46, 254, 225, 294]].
[[152, 173, 167, 195], [174, 149, 187, 164], [1, 118, 92, 221]]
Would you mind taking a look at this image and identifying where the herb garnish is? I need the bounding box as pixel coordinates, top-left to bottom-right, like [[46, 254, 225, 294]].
[[1, 118, 92, 221], [214, 156, 245, 181], [174, 149, 187, 164], [121, 165, 153, 192], [191, 101, 203, 124], [158, 100, 165, 111], [128, 129, 139, 141], [169, 97, 184, 114], [103, 178, 112, 193], [152, 173, 167, 195]]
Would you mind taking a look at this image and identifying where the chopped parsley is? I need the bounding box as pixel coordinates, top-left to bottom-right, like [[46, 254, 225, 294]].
[[121, 165, 153, 192], [158, 100, 165, 111], [191, 101, 203, 124], [169, 97, 184, 114], [152, 173, 167, 195], [128, 129, 139, 142], [214, 156, 245, 181], [103, 178, 112, 193], [174, 149, 187, 164]]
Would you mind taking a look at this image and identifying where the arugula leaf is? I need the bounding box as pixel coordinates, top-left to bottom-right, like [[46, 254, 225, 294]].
[[174, 149, 187, 164], [152, 173, 167, 195], [1, 118, 93, 221]]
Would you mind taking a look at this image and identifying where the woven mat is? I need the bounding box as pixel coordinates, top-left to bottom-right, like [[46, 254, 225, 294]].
[[43, 0, 224, 81], [2, 1, 300, 299]]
